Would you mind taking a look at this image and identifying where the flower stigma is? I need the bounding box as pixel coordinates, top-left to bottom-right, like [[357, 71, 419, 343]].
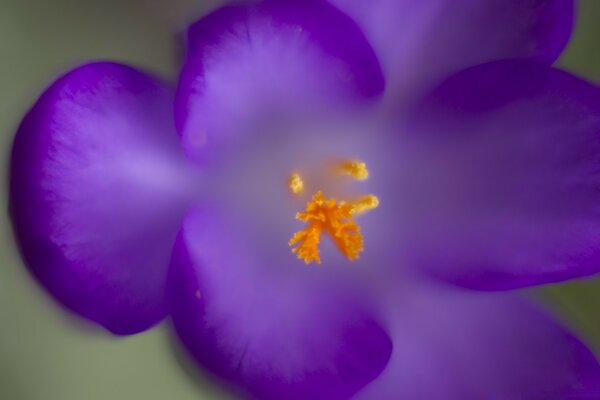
[[288, 161, 378, 264]]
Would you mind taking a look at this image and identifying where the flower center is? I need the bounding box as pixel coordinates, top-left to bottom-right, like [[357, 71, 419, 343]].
[[288, 160, 379, 264]]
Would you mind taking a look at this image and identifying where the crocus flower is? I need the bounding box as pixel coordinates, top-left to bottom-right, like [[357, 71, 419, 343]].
[[9, 0, 600, 399]]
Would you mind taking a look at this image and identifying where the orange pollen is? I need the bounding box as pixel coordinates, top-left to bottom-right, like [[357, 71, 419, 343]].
[[288, 191, 378, 264], [288, 173, 304, 194], [339, 160, 369, 180]]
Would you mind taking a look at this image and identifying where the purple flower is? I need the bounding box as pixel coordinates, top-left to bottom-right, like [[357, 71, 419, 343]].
[[9, 0, 600, 399]]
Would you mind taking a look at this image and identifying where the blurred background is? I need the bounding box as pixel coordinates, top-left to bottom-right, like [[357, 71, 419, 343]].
[[1, 1, 600, 399]]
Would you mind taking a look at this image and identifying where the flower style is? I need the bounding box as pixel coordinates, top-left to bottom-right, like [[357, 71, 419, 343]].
[[9, 0, 600, 399]]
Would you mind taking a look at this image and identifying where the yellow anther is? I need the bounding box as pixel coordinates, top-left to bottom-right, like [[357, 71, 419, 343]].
[[339, 160, 369, 180], [288, 173, 304, 194], [350, 194, 379, 215], [289, 191, 369, 264]]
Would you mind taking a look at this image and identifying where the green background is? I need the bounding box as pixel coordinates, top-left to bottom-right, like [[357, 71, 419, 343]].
[[1, 1, 600, 399]]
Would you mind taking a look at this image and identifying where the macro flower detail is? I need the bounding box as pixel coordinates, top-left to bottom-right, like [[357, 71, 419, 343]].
[[289, 191, 369, 264], [9, 0, 600, 399], [288, 160, 379, 264]]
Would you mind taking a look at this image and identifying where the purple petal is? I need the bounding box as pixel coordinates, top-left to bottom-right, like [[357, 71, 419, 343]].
[[10, 62, 194, 334], [329, 0, 574, 102], [175, 0, 384, 163], [168, 207, 392, 400], [357, 285, 600, 400], [399, 60, 600, 289]]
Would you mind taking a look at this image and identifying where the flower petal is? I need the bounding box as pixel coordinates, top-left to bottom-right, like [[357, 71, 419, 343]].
[[175, 0, 384, 163], [168, 207, 392, 400], [10, 62, 193, 334], [356, 286, 600, 399], [400, 60, 600, 289], [329, 0, 574, 102]]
